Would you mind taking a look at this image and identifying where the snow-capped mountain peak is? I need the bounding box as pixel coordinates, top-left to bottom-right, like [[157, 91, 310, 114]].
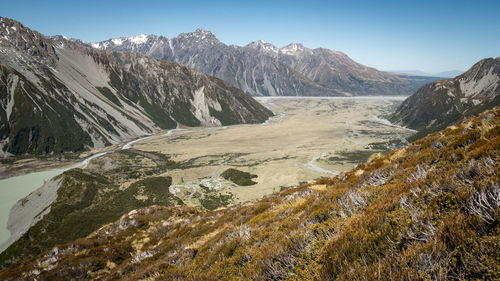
[[128, 33, 149, 44], [176, 29, 217, 42], [245, 40, 279, 54], [280, 43, 308, 55], [89, 34, 160, 51], [193, 28, 213, 37]]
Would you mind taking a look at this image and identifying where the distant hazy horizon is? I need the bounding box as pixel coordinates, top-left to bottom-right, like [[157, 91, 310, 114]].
[[384, 69, 465, 78], [1, 0, 498, 73]]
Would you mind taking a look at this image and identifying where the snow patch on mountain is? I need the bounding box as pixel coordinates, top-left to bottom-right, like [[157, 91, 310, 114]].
[[111, 38, 125, 46], [129, 34, 148, 44]]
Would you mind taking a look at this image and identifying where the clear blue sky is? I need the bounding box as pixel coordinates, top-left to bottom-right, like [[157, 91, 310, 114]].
[[1, 0, 499, 73]]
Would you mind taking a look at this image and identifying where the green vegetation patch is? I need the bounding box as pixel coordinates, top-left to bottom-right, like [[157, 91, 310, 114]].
[[92, 149, 179, 181], [199, 193, 233, 211], [0, 158, 16, 165], [328, 150, 383, 164], [365, 139, 408, 151], [96, 86, 122, 106], [220, 168, 258, 186], [208, 98, 242, 125]]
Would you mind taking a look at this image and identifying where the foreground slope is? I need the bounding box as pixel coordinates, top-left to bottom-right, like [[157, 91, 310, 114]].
[[390, 57, 500, 140], [2, 107, 498, 280], [90, 31, 416, 96], [0, 17, 273, 155]]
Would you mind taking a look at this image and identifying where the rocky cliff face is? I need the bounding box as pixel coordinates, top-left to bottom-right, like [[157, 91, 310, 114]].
[[1, 107, 498, 280], [390, 58, 500, 139], [0, 18, 273, 155], [90, 30, 417, 96]]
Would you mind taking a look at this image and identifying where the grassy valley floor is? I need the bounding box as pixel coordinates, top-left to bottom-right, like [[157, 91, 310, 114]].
[[125, 97, 414, 204]]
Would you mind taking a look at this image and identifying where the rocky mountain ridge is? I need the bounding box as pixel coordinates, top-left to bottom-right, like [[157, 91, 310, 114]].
[[390, 57, 500, 140], [0, 17, 273, 155], [90, 29, 418, 96]]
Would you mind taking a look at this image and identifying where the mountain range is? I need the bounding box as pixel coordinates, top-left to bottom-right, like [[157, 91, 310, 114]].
[[88, 30, 420, 97], [390, 57, 500, 140], [0, 18, 273, 155]]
